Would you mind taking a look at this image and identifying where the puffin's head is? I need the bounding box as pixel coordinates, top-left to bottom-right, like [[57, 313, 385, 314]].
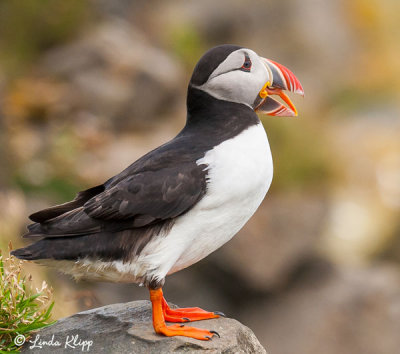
[[190, 44, 304, 117]]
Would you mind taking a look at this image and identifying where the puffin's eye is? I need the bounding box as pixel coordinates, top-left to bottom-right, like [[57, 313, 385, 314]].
[[240, 54, 252, 72]]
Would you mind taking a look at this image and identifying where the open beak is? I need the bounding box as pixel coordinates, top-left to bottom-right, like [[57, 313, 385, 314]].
[[254, 58, 304, 117]]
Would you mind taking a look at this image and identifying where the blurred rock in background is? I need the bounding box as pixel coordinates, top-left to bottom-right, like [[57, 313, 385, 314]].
[[1, 0, 399, 353]]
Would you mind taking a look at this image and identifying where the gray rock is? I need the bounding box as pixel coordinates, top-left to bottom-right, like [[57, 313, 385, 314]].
[[21, 300, 267, 354]]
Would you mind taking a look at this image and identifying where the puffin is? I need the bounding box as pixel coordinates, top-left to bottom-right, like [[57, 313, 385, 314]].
[[12, 44, 303, 340]]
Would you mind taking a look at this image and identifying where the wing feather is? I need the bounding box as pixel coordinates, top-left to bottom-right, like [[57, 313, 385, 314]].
[[29, 185, 105, 223], [84, 164, 207, 225], [24, 162, 207, 238]]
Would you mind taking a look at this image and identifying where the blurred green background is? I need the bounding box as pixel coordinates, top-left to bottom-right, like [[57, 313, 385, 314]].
[[1, 1, 399, 353]]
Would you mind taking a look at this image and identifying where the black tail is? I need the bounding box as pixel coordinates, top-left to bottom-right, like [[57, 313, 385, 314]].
[[11, 246, 37, 260], [11, 238, 69, 260], [11, 237, 80, 261]]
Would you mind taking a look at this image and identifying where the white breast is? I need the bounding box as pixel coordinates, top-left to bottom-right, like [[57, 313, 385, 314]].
[[139, 122, 273, 283]]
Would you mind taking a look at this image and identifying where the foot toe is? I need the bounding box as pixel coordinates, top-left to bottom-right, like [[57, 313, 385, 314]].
[[210, 330, 220, 338], [213, 311, 226, 317]]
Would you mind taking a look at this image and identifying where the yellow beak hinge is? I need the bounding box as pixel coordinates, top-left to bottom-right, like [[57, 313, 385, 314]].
[[259, 81, 270, 99]]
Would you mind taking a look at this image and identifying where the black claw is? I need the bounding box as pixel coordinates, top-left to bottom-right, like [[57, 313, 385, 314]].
[[210, 330, 220, 338], [214, 311, 226, 317], [205, 336, 212, 340], [182, 317, 190, 322], [179, 324, 185, 328]]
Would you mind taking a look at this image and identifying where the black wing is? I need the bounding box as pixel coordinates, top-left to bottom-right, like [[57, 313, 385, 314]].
[[23, 131, 210, 238], [24, 161, 207, 238], [83, 163, 207, 227]]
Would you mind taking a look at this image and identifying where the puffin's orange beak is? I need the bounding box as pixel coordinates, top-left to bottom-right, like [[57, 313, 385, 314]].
[[255, 58, 304, 117]]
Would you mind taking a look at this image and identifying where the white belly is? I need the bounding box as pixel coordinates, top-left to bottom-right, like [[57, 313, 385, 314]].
[[139, 122, 273, 283]]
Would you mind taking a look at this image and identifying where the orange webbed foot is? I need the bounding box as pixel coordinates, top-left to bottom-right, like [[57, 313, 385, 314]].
[[156, 323, 220, 340], [150, 288, 221, 340], [162, 297, 223, 322]]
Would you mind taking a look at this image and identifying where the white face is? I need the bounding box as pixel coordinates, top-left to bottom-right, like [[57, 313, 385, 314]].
[[195, 48, 271, 108]]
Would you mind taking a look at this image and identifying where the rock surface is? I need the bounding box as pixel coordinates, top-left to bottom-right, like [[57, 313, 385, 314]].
[[21, 300, 267, 354]]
